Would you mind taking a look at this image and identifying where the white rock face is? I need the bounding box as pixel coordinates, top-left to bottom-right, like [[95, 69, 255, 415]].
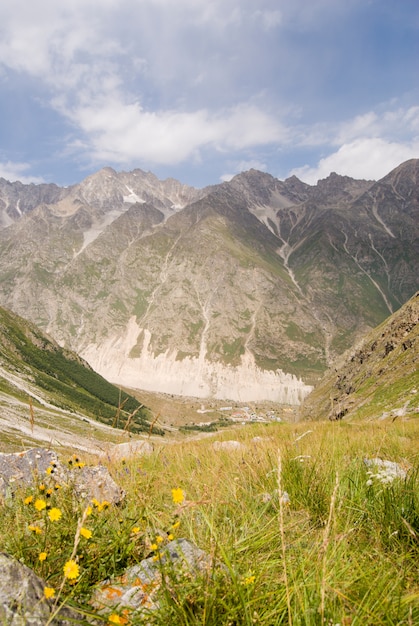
[[81, 317, 313, 404]]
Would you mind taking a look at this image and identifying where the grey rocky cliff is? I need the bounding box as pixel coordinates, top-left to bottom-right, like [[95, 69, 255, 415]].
[[0, 161, 417, 402]]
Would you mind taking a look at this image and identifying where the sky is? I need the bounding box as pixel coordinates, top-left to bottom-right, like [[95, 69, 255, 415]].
[[0, 0, 418, 188]]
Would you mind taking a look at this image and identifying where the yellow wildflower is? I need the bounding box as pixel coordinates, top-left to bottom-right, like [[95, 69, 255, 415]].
[[242, 575, 256, 586], [167, 533, 174, 541], [28, 524, 42, 534], [171, 488, 184, 505], [48, 508, 62, 522], [63, 559, 79, 580], [97, 500, 110, 512], [171, 520, 180, 530], [85, 505, 93, 517], [131, 526, 140, 534], [44, 587, 55, 599], [80, 527, 92, 539], [24, 495, 34, 505], [39, 552, 47, 562], [156, 535, 164, 544], [108, 614, 128, 625], [34, 498, 47, 511], [39, 484, 46, 491], [46, 466, 53, 475], [150, 543, 158, 551]]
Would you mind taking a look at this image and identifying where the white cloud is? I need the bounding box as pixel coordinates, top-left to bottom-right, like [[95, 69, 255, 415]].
[[0, 161, 44, 184], [0, 0, 416, 184], [67, 98, 285, 166], [220, 158, 268, 181], [0, 0, 287, 171], [252, 9, 282, 30], [295, 106, 419, 149], [290, 138, 419, 184]]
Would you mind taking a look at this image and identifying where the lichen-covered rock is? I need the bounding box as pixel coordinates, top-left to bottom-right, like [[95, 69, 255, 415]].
[[91, 538, 225, 619], [0, 449, 65, 500], [0, 552, 83, 625], [71, 464, 125, 504], [0, 448, 125, 505]]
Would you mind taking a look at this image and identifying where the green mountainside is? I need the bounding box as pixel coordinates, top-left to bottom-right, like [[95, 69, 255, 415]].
[[0, 305, 158, 446], [0, 160, 417, 402], [300, 292, 419, 421]]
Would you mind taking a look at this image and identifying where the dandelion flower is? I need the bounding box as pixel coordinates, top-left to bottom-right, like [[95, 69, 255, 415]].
[[39, 552, 47, 562], [39, 484, 46, 491], [97, 500, 110, 512], [28, 524, 42, 534], [131, 526, 140, 534], [46, 466, 53, 475], [24, 495, 34, 505], [85, 505, 93, 517], [150, 543, 158, 551], [242, 575, 256, 585], [80, 527, 92, 539], [156, 535, 164, 544], [48, 507, 62, 522], [171, 488, 184, 505], [108, 614, 128, 625], [167, 533, 174, 541], [34, 498, 47, 511], [44, 587, 55, 599], [63, 559, 79, 580]]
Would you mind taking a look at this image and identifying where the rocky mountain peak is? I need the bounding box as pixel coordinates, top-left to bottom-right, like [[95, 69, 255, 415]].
[[0, 160, 417, 403]]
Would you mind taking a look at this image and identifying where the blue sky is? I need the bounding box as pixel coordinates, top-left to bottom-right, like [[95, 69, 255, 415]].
[[0, 0, 418, 187]]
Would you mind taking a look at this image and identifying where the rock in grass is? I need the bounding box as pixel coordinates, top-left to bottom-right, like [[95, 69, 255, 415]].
[[0, 552, 83, 625], [71, 464, 125, 504], [101, 440, 154, 462], [91, 538, 226, 618], [212, 440, 245, 451], [0, 448, 124, 504]]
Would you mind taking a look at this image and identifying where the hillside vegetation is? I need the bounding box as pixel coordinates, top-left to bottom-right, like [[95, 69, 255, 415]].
[[300, 292, 419, 422], [0, 305, 160, 450], [1, 419, 418, 624]]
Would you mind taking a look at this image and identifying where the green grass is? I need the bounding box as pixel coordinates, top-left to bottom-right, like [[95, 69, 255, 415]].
[[0, 306, 157, 434], [1, 419, 418, 624]]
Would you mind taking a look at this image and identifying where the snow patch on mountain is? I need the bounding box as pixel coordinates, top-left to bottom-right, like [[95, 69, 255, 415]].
[[75, 207, 131, 255], [123, 186, 145, 204]]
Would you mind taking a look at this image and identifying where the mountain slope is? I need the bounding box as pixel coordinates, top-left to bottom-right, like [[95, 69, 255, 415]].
[[0, 305, 158, 450], [299, 292, 419, 421], [0, 161, 417, 403]]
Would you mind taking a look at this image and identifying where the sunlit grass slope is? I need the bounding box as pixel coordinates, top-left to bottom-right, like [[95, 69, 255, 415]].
[[300, 292, 419, 422], [2, 420, 418, 624]]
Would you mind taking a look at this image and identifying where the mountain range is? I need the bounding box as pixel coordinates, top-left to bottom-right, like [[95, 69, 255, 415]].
[[0, 159, 417, 403]]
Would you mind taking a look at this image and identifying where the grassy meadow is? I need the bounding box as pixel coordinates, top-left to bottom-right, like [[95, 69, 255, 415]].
[[1, 418, 418, 625]]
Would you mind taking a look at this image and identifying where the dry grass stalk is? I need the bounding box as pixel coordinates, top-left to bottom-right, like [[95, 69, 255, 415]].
[[278, 450, 292, 626]]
